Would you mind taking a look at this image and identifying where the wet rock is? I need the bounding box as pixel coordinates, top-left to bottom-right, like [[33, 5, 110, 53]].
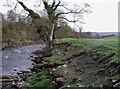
[[67, 60, 72, 64], [64, 70, 68, 74], [55, 77, 65, 87], [112, 80, 118, 83], [97, 69, 106, 76], [2, 43, 9, 50], [113, 82, 120, 88], [75, 67, 81, 72], [32, 47, 52, 57], [86, 65, 90, 68], [43, 52, 52, 57], [52, 68, 56, 71], [48, 69, 63, 81], [100, 83, 110, 88], [55, 62, 64, 66], [13, 68, 19, 71], [72, 77, 81, 83], [86, 62, 90, 65], [32, 50, 42, 55], [31, 59, 41, 64], [32, 62, 35, 65], [12, 76, 19, 82], [54, 74, 63, 79], [57, 52, 61, 55], [75, 68, 85, 75], [1, 75, 12, 79], [67, 85, 71, 87], [72, 64, 75, 67], [35, 61, 64, 69], [116, 65, 120, 74], [62, 64, 67, 68], [81, 68, 85, 73], [77, 78, 82, 82], [76, 61, 80, 64], [17, 81, 25, 88], [2, 84, 18, 89], [77, 72, 83, 75], [30, 54, 38, 58], [2, 83, 8, 88], [49, 69, 56, 76], [58, 66, 62, 68], [61, 59, 66, 62], [29, 67, 37, 73], [35, 63, 45, 69], [31, 56, 43, 64], [90, 61, 95, 64], [76, 83, 85, 87], [21, 76, 27, 81], [1, 79, 15, 82], [17, 71, 30, 81], [9, 83, 18, 88], [1, 75, 20, 89], [112, 79, 120, 87], [27, 72, 33, 77]]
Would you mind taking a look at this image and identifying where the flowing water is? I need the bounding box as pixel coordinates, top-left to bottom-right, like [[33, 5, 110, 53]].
[[1, 44, 45, 77]]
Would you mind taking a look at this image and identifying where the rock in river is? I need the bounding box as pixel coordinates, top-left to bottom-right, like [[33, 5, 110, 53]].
[[113, 82, 120, 88]]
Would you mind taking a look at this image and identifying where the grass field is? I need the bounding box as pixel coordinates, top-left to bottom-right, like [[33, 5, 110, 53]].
[[26, 36, 120, 88], [48, 36, 119, 63]]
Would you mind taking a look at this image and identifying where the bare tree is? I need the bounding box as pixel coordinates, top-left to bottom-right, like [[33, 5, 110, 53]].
[[41, 0, 91, 50], [6, 0, 91, 51]]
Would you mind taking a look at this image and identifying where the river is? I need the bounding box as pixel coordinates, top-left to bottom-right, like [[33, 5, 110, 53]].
[[1, 44, 45, 77]]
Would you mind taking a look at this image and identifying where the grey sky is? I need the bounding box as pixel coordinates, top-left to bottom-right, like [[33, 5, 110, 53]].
[[0, 0, 118, 32], [82, 2, 118, 32]]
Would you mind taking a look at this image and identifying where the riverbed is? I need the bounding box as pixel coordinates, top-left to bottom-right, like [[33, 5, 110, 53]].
[[1, 44, 45, 77]]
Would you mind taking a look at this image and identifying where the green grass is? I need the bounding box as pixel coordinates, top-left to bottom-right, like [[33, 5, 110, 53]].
[[26, 69, 55, 88], [52, 36, 119, 63], [26, 36, 119, 88], [54, 36, 119, 87]]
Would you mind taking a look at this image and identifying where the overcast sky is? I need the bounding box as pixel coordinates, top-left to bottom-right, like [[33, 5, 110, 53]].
[[0, 0, 119, 32]]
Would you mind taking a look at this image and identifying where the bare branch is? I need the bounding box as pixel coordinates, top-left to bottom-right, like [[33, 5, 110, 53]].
[[55, 5, 91, 18], [17, 0, 40, 19], [12, 2, 18, 11], [78, 21, 85, 24], [59, 17, 85, 25], [58, 17, 77, 23], [8, 2, 18, 16], [16, 15, 30, 25], [51, 0, 55, 8], [56, 3, 91, 18], [53, 1, 61, 11], [59, 5, 73, 12]]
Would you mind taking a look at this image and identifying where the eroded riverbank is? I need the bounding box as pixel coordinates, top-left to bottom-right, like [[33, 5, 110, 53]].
[[1, 44, 46, 88], [25, 37, 120, 88]]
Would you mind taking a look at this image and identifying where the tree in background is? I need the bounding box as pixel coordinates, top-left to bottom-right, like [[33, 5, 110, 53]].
[[2, 10, 40, 46], [5, 0, 91, 51], [80, 32, 92, 38], [94, 33, 100, 39]]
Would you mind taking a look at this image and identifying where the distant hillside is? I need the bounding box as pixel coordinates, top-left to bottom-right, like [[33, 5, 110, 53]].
[[0, 19, 2, 28], [92, 32, 119, 36]]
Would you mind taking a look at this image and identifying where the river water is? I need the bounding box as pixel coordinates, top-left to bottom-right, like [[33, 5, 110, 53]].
[[1, 44, 45, 77]]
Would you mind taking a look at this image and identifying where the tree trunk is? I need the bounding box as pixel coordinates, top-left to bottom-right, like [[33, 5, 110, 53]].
[[50, 23, 55, 42], [48, 23, 55, 50]]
